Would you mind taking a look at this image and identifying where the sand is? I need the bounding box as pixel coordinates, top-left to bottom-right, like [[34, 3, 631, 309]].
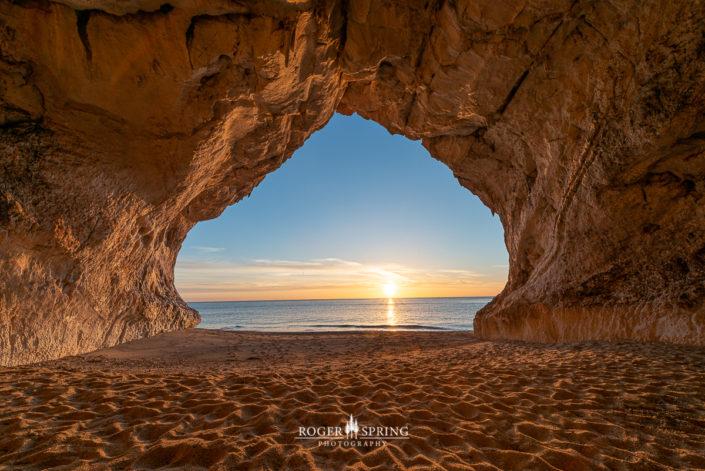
[[1, 330, 704, 470]]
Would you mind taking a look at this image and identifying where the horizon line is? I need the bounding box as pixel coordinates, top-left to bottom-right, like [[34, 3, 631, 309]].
[[185, 294, 498, 304]]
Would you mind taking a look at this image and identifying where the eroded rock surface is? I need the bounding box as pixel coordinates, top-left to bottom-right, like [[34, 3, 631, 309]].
[[1, 0, 704, 364]]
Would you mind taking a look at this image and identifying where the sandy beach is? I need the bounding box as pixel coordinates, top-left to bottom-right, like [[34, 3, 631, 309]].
[[1, 330, 704, 470]]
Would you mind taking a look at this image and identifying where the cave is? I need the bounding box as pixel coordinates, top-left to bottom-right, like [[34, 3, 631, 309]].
[[1, 0, 704, 366], [174, 112, 508, 307]]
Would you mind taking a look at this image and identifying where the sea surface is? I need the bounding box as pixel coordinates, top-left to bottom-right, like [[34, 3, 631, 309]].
[[190, 297, 491, 332]]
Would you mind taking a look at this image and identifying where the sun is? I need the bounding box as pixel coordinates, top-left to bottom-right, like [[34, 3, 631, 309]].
[[383, 281, 398, 298]]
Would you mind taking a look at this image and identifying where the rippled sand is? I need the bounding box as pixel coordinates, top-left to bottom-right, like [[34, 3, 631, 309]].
[[1, 330, 704, 470]]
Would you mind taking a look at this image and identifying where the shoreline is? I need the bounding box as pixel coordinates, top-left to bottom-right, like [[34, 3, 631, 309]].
[[190, 296, 486, 335], [1, 329, 704, 469], [186, 295, 495, 304], [194, 326, 468, 332]]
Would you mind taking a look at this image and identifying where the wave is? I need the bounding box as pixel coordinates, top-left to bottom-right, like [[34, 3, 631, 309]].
[[304, 324, 449, 330]]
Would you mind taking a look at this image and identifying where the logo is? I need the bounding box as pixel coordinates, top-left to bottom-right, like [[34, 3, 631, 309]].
[[296, 413, 410, 447], [344, 413, 359, 439]]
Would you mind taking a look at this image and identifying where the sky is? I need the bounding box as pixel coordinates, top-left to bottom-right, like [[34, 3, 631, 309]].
[[175, 113, 508, 301]]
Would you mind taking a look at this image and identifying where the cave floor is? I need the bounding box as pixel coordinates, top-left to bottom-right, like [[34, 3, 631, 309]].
[[1, 330, 704, 470]]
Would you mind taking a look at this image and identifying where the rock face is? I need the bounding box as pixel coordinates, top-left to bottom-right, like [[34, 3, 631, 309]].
[[0, 0, 704, 365]]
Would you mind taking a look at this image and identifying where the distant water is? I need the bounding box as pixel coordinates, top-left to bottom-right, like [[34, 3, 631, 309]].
[[190, 297, 491, 332]]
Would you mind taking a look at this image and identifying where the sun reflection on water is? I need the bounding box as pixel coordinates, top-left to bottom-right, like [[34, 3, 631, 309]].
[[386, 298, 396, 326]]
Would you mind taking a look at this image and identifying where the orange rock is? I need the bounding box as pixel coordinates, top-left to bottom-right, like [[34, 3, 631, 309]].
[[0, 0, 704, 364]]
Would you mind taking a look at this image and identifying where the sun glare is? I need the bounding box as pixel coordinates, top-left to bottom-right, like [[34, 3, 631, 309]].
[[383, 282, 398, 298]]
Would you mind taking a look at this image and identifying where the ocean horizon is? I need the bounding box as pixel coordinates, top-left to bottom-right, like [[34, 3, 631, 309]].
[[189, 296, 492, 332]]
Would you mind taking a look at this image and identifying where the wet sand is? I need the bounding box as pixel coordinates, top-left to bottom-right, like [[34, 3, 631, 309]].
[[1, 329, 704, 470]]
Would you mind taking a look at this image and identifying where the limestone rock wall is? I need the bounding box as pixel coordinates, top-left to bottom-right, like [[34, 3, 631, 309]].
[[0, 0, 703, 364]]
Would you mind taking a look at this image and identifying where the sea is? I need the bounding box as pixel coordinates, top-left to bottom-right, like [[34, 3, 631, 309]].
[[190, 297, 491, 332]]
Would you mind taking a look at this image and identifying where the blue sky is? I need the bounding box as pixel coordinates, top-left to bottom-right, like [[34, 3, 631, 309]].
[[175, 113, 508, 301]]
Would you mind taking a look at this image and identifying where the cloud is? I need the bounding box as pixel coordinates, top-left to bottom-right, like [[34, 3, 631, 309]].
[[437, 269, 482, 278], [193, 246, 224, 253], [251, 258, 362, 269], [174, 256, 507, 301], [176, 257, 393, 281], [313, 258, 363, 267]]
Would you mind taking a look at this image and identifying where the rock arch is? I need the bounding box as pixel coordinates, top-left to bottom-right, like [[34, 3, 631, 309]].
[[1, 0, 704, 365]]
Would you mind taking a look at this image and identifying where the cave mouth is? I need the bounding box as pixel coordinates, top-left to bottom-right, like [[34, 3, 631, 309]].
[[174, 113, 508, 331], [2, 0, 703, 367]]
